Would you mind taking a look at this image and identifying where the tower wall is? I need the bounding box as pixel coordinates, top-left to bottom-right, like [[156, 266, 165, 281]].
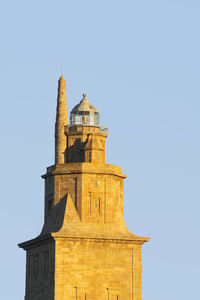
[[24, 239, 55, 300], [65, 125, 107, 164], [41, 162, 126, 235], [54, 238, 142, 300]]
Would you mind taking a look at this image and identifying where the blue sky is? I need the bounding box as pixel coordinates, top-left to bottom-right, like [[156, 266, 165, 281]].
[[0, 1, 200, 299]]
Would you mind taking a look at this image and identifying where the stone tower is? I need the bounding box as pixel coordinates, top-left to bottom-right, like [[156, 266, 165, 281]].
[[19, 75, 149, 300]]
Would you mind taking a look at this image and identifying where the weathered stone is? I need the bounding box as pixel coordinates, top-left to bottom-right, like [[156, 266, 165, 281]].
[[19, 75, 149, 300]]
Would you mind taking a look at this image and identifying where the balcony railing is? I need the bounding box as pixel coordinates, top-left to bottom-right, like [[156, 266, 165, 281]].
[[65, 124, 108, 135]]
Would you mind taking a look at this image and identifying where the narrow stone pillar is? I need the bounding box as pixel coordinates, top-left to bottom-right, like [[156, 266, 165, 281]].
[[55, 75, 68, 164]]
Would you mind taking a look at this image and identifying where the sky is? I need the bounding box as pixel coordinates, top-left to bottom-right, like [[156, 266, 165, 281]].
[[0, 0, 200, 299]]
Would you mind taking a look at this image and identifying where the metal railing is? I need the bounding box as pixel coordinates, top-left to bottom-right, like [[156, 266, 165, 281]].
[[65, 124, 108, 134]]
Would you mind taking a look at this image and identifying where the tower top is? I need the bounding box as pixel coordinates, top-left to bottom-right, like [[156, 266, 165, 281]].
[[58, 74, 66, 85], [70, 93, 100, 125]]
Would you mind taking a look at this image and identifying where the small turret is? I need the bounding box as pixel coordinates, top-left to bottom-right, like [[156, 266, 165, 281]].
[[65, 93, 107, 164], [70, 93, 100, 125], [55, 75, 68, 164]]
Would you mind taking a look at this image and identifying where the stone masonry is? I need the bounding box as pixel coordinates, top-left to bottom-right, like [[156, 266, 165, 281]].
[[19, 75, 149, 300]]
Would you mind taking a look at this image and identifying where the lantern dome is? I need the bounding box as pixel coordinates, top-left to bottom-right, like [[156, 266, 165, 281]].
[[70, 94, 100, 126]]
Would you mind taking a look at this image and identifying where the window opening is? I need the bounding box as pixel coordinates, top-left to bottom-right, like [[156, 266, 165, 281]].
[[75, 178, 77, 209], [33, 255, 38, 280], [89, 192, 92, 216], [99, 198, 101, 214], [44, 252, 49, 277], [48, 199, 52, 211]]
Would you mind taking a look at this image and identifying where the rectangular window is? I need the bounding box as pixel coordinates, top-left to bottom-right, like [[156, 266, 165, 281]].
[[99, 198, 101, 214], [89, 192, 91, 216], [89, 151, 92, 162], [48, 199, 52, 211], [90, 114, 94, 125], [75, 178, 77, 209], [33, 255, 38, 280], [44, 251, 49, 277], [94, 112, 99, 125]]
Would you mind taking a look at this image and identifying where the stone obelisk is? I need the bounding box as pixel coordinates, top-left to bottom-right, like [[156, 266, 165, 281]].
[[55, 74, 68, 164]]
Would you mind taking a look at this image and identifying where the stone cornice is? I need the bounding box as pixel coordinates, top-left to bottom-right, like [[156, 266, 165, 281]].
[[18, 233, 149, 250], [42, 163, 127, 179]]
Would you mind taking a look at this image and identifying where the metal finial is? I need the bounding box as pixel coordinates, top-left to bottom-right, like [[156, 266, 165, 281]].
[[83, 93, 87, 98], [60, 61, 64, 75]]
